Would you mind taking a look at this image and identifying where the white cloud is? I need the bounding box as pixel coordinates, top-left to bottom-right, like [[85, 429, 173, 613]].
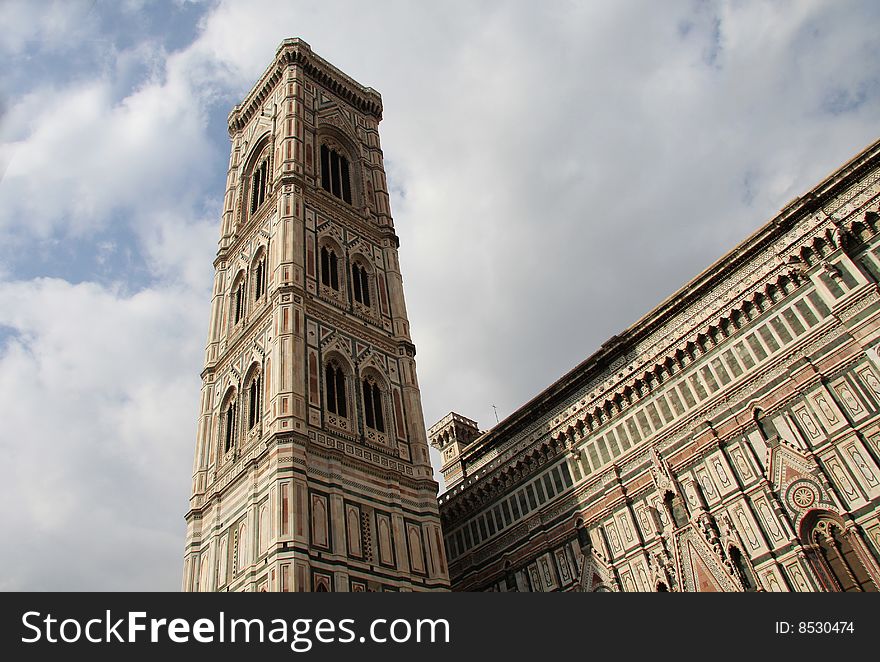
[[0, 0, 97, 56], [0, 277, 206, 590], [0, 43, 219, 240]]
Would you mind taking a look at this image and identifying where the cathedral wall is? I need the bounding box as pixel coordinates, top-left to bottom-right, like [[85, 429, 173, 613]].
[[439, 141, 880, 592]]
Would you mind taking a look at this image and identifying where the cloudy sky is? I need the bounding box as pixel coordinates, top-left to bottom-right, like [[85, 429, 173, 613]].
[[1, 0, 878, 591]]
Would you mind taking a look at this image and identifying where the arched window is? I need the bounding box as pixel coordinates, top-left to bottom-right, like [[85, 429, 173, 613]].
[[247, 371, 262, 430], [806, 516, 878, 592], [351, 261, 371, 307], [362, 375, 385, 433], [253, 253, 267, 301], [325, 360, 348, 417], [320, 246, 340, 291], [249, 155, 269, 215], [320, 144, 352, 204], [222, 394, 237, 454], [232, 275, 246, 324]]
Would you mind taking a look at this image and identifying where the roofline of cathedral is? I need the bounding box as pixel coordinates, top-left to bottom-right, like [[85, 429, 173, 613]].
[[452, 135, 880, 476], [227, 38, 384, 136]]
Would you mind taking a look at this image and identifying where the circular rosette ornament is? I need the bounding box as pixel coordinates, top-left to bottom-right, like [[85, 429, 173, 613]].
[[786, 479, 819, 511]]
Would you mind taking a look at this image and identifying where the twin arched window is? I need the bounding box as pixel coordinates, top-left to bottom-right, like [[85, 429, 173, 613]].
[[247, 372, 262, 430], [320, 144, 351, 204], [223, 395, 237, 454], [249, 152, 269, 216], [233, 278, 246, 325], [323, 361, 386, 434], [320, 246, 340, 291], [220, 368, 262, 457], [320, 246, 373, 310], [253, 254, 267, 301], [325, 360, 348, 417], [362, 375, 385, 433], [351, 262, 371, 307], [230, 251, 268, 327]]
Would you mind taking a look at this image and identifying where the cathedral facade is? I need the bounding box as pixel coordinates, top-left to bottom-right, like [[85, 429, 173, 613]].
[[432, 139, 880, 592], [182, 40, 449, 592]]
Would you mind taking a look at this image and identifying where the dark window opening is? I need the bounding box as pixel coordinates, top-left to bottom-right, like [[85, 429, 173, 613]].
[[325, 361, 348, 418], [320, 247, 340, 291], [224, 400, 237, 453], [351, 263, 371, 307], [233, 280, 246, 324], [320, 144, 352, 204], [253, 258, 267, 300], [250, 158, 268, 214], [248, 375, 261, 429], [362, 378, 385, 432]]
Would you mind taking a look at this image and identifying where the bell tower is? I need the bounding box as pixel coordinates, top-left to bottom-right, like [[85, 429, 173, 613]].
[[183, 39, 449, 592]]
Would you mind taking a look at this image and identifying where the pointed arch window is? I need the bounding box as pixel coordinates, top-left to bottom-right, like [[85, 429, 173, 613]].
[[362, 376, 385, 433], [320, 246, 340, 291], [223, 397, 237, 454], [253, 254, 267, 301], [351, 262, 371, 307], [247, 372, 262, 430], [320, 144, 352, 204], [250, 156, 269, 215], [325, 360, 348, 418], [233, 277, 246, 324]]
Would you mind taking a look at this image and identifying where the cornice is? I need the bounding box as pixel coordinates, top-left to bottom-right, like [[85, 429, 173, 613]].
[[228, 38, 383, 136]]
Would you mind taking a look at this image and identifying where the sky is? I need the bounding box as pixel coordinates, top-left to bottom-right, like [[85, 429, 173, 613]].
[[1, 0, 878, 591]]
